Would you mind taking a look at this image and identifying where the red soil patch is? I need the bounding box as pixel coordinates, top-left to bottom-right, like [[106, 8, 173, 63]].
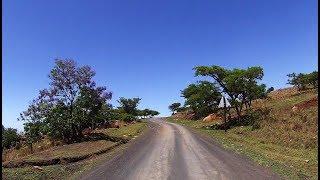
[[172, 111, 195, 120], [202, 114, 223, 123], [293, 96, 318, 110]]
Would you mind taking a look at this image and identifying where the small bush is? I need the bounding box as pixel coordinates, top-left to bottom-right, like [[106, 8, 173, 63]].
[[120, 113, 136, 122], [2, 127, 21, 150], [266, 87, 274, 94], [243, 107, 272, 130]]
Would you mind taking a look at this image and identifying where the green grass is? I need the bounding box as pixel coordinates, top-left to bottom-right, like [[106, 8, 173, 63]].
[[2, 122, 148, 180], [2, 138, 61, 162]]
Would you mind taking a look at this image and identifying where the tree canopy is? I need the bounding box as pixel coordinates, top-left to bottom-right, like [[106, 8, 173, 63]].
[[181, 81, 221, 119], [193, 65, 266, 117], [2, 126, 21, 150], [287, 71, 318, 91], [168, 102, 181, 115], [117, 97, 141, 116], [19, 59, 112, 143], [138, 109, 160, 118]]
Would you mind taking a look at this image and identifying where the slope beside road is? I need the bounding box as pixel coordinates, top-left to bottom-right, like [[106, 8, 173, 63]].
[[80, 118, 280, 180]]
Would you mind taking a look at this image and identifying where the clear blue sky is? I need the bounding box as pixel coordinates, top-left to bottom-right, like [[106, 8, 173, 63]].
[[3, 0, 318, 131]]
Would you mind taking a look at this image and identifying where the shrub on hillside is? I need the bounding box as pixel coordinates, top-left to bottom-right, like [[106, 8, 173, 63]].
[[219, 107, 273, 130], [2, 127, 21, 150], [120, 113, 136, 122], [244, 108, 272, 130], [266, 87, 274, 94]]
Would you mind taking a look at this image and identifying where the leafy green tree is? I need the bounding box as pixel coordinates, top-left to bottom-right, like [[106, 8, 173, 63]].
[[138, 109, 160, 119], [138, 109, 150, 118], [149, 110, 160, 117], [120, 113, 136, 122], [266, 87, 274, 94], [194, 66, 265, 117], [24, 122, 43, 152], [99, 103, 114, 122], [117, 97, 141, 116], [74, 86, 111, 129], [19, 59, 112, 143], [245, 83, 267, 108], [168, 103, 181, 115], [107, 108, 124, 120], [287, 73, 307, 90], [309, 71, 318, 88], [181, 81, 221, 119], [287, 71, 318, 91], [2, 127, 21, 150], [176, 106, 187, 112]]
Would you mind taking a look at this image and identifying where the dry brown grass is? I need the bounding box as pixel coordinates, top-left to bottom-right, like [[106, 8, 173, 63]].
[[2, 121, 147, 163], [19, 140, 116, 161], [251, 87, 318, 149], [2, 138, 64, 162]]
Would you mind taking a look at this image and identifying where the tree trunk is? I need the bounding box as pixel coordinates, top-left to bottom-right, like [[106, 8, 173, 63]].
[[234, 104, 242, 119], [28, 143, 33, 153], [240, 100, 245, 112]]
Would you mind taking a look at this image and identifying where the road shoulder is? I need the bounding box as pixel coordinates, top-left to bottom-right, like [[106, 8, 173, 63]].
[[78, 121, 160, 180], [167, 118, 311, 180]]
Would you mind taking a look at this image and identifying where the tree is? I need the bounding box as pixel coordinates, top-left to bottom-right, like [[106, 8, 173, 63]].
[[176, 106, 187, 112], [168, 103, 181, 115], [99, 103, 114, 123], [117, 97, 141, 116], [19, 59, 112, 143], [138, 109, 160, 119], [194, 66, 265, 118], [73, 86, 112, 129], [266, 87, 274, 94], [181, 81, 221, 119], [2, 127, 21, 150], [149, 110, 160, 117], [138, 109, 150, 118], [145, 109, 160, 117], [24, 122, 43, 152], [246, 83, 267, 107], [287, 71, 318, 91], [120, 113, 136, 122], [308, 71, 318, 88], [287, 73, 307, 90]]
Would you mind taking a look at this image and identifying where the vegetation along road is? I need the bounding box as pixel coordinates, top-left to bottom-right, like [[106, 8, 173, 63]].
[[80, 118, 280, 180]]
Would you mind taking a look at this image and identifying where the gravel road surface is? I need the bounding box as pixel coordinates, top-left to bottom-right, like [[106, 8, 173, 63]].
[[80, 118, 280, 180]]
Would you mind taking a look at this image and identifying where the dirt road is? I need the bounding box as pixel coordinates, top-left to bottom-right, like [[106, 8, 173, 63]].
[[80, 118, 280, 180]]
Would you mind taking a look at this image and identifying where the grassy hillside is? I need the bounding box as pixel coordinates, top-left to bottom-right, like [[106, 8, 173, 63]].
[[169, 87, 318, 179]]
